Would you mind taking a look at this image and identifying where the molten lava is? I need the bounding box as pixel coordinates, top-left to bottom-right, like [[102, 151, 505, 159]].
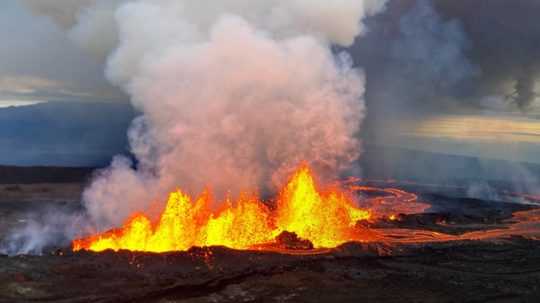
[[73, 165, 371, 253]]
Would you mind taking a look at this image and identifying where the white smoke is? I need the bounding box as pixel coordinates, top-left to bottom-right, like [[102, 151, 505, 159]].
[[0, 209, 89, 256], [19, 0, 388, 229]]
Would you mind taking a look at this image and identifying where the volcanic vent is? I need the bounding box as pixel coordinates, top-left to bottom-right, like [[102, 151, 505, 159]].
[[2, 0, 540, 301], [73, 165, 373, 253]]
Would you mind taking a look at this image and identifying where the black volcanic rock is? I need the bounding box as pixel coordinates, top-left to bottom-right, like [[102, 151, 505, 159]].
[[2, 239, 540, 302], [275, 231, 314, 250], [0, 165, 94, 184]]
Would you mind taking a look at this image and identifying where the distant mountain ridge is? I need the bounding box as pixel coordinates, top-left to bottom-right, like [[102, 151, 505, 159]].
[[1, 146, 538, 186], [0, 165, 95, 184], [1, 101, 538, 187], [0, 101, 135, 167]]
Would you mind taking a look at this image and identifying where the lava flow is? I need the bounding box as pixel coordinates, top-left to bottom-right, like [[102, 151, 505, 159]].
[[73, 165, 372, 253]]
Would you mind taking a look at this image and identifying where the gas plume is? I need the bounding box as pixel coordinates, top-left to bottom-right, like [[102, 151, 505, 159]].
[[6, 0, 540, 255], [21, 0, 387, 229]]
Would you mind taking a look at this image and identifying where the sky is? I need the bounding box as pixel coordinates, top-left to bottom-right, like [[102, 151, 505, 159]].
[[1, 0, 540, 167], [0, 0, 122, 107]]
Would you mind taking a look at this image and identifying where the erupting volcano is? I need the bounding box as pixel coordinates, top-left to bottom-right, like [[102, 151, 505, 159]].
[[73, 165, 372, 253], [3, 0, 540, 301]]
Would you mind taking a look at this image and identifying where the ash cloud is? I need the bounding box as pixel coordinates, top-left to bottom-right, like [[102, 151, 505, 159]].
[[352, 0, 540, 118], [351, 0, 478, 132], [434, 0, 540, 111], [351, 0, 540, 198]]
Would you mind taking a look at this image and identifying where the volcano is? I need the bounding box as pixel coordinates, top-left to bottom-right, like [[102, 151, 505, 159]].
[[1, 164, 540, 302], [72, 164, 540, 256], [71, 165, 432, 253]]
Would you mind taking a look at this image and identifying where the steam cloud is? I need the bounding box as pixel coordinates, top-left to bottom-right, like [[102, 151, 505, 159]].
[[19, 0, 388, 229], [5, 0, 540, 255]]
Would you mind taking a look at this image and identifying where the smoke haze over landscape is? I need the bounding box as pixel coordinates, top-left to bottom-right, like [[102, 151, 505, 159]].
[[0, 0, 539, 239], [0, 0, 539, 260], [9, 0, 390, 229]]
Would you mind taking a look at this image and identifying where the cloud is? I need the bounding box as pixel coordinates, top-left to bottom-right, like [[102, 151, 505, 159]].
[[434, 0, 540, 111], [0, 0, 121, 102], [351, 0, 540, 117], [1, 0, 389, 253]]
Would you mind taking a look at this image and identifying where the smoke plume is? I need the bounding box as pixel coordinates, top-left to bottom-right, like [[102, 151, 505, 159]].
[[351, 0, 477, 132], [351, 0, 540, 200], [351, 0, 540, 115], [28, 0, 386, 228], [434, 0, 540, 111], [6, 0, 540, 255]]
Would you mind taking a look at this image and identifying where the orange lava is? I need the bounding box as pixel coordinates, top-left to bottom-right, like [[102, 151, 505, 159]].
[[73, 165, 372, 252]]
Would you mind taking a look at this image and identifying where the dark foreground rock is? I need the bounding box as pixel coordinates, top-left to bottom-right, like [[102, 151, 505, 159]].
[[1, 174, 539, 302], [1, 238, 539, 303]]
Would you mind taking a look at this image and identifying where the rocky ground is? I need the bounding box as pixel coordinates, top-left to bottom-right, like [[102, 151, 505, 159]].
[[1, 179, 540, 302], [0, 238, 539, 303]]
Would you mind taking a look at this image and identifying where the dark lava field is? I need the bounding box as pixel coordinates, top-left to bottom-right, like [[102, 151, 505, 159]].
[[0, 167, 539, 302]]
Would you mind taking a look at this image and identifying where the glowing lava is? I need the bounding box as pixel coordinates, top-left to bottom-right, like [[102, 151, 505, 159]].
[[73, 165, 371, 252]]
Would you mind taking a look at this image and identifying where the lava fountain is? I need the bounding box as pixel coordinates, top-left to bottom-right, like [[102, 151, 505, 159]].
[[73, 165, 372, 253]]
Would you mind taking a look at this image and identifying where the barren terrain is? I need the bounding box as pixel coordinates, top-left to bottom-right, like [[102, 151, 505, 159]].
[[1, 167, 540, 302]]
